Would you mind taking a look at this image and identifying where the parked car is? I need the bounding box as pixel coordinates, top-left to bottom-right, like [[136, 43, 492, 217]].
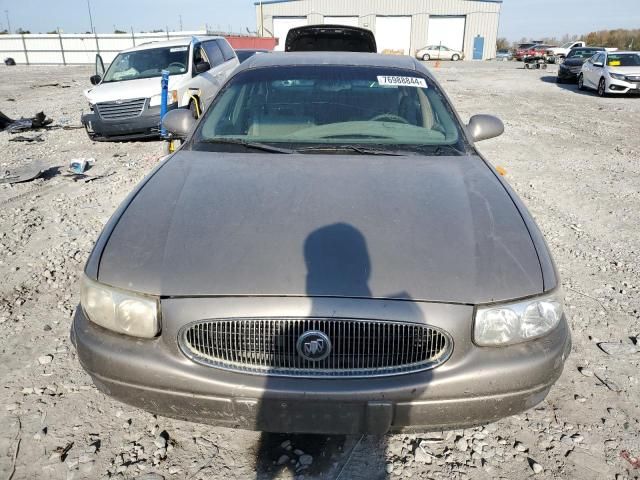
[[415, 45, 464, 61], [495, 49, 513, 61], [557, 47, 606, 83], [72, 51, 571, 434], [547, 41, 586, 62], [285, 24, 377, 52], [515, 44, 556, 61], [514, 42, 539, 60], [235, 48, 269, 63], [81, 36, 239, 141], [579, 51, 640, 96]]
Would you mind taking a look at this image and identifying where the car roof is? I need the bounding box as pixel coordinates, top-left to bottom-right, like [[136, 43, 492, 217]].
[[238, 51, 422, 72], [120, 35, 225, 53]]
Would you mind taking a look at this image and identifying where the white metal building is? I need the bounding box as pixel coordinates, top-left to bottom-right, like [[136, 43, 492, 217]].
[[256, 0, 502, 60]]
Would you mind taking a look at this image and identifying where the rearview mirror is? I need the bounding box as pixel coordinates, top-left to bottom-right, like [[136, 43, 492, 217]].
[[162, 109, 196, 138], [467, 115, 504, 142], [195, 61, 211, 74], [90, 75, 101, 85]]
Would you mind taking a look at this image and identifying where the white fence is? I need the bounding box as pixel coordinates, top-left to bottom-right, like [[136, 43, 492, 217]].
[[0, 30, 207, 65]]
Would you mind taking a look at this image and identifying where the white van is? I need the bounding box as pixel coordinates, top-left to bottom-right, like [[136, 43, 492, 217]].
[[81, 36, 239, 141]]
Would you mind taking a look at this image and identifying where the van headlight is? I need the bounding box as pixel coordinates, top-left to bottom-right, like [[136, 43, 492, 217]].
[[474, 291, 563, 346], [80, 275, 160, 338], [150, 89, 178, 107]]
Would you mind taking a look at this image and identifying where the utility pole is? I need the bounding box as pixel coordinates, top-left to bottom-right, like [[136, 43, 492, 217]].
[[86, 0, 95, 33], [179, 15, 183, 32], [4, 10, 11, 34], [260, 1, 264, 37]]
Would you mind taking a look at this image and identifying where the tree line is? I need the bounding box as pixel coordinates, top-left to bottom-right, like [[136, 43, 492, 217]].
[[498, 28, 639, 51]]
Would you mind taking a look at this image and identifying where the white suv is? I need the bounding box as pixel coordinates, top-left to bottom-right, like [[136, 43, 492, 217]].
[[82, 36, 239, 141], [579, 51, 640, 97]]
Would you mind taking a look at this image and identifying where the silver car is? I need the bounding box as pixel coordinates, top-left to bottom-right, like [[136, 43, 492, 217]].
[[72, 52, 570, 434], [416, 45, 464, 61]]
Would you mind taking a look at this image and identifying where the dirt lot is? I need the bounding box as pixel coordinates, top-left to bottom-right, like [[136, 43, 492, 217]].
[[0, 61, 639, 480]]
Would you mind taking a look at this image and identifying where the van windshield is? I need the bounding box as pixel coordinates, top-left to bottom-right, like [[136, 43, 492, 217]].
[[102, 46, 189, 83], [193, 65, 466, 155]]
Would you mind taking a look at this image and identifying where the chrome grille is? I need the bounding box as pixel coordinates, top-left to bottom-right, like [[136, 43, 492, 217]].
[[178, 318, 452, 377], [95, 98, 146, 120]]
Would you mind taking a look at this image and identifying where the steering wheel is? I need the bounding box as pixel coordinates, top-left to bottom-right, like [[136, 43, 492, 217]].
[[167, 62, 186, 70], [370, 113, 410, 124]]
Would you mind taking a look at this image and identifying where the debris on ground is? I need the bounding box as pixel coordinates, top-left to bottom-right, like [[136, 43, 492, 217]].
[[621, 450, 640, 469], [0, 160, 51, 184], [0, 111, 53, 133], [8, 134, 45, 143], [68, 158, 93, 175], [4, 57, 16, 66]]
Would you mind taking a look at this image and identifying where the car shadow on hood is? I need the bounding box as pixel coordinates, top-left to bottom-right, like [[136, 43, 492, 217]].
[[253, 223, 430, 479]]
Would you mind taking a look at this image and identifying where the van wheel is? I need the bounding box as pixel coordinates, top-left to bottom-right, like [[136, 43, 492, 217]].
[[422, 54, 430, 61], [577, 74, 585, 90], [451, 54, 460, 62]]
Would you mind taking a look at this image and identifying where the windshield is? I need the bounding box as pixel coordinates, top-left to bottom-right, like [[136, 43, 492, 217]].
[[192, 65, 466, 154], [567, 49, 600, 59], [607, 53, 640, 67], [102, 46, 189, 82]]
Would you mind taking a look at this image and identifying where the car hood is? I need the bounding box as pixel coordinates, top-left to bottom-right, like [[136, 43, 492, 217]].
[[563, 57, 589, 67], [97, 151, 544, 304], [84, 76, 182, 103], [609, 66, 640, 75]]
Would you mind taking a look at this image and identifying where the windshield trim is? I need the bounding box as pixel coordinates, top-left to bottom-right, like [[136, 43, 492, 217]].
[[187, 64, 471, 156], [101, 45, 191, 84]]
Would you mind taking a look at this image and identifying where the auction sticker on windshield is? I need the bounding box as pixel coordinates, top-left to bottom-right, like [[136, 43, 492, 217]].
[[377, 76, 427, 88]]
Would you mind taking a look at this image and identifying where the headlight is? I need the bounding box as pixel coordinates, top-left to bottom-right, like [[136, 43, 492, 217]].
[[474, 291, 563, 346], [80, 275, 160, 338], [150, 89, 178, 107], [610, 73, 627, 81]]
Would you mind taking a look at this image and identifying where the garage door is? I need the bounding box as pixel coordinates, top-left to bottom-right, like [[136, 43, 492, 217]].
[[273, 17, 307, 51], [324, 16, 359, 27], [427, 16, 466, 53], [375, 16, 411, 55]]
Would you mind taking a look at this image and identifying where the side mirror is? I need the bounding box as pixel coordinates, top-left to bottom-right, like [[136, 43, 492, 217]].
[[467, 114, 504, 142], [593, 62, 604, 68], [162, 109, 196, 138], [90, 75, 101, 85], [195, 61, 211, 74]]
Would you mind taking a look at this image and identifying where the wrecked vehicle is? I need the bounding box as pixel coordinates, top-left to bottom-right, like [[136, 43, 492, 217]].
[[81, 36, 239, 141], [72, 52, 571, 434]]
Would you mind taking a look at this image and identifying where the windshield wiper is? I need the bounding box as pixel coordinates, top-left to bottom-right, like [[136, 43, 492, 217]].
[[297, 145, 411, 156], [201, 138, 296, 154], [415, 144, 466, 156]]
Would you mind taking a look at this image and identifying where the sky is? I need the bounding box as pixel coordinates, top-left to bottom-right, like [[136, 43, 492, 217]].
[[0, 0, 639, 40]]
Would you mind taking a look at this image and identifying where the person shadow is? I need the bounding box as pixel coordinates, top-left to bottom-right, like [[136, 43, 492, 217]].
[[254, 223, 430, 479]]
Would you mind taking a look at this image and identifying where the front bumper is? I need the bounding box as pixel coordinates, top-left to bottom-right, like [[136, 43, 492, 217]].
[[81, 103, 177, 141], [557, 67, 581, 82], [607, 78, 640, 94], [72, 296, 571, 434]]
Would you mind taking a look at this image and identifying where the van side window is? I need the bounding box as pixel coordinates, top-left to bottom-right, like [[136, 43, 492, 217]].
[[203, 41, 225, 67], [193, 44, 204, 64], [217, 39, 237, 61]]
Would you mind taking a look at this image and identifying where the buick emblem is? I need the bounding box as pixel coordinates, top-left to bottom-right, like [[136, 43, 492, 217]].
[[297, 331, 331, 362]]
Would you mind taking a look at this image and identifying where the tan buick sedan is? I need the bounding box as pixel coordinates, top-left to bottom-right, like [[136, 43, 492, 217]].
[[72, 52, 570, 434]]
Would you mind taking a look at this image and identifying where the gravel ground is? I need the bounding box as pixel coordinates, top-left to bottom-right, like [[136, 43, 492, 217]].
[[0, 61, 639, 480]]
